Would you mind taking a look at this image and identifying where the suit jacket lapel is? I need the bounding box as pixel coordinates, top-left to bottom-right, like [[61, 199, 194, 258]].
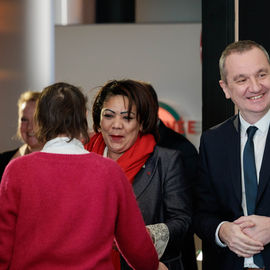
[[231, 115, 242, 204], [132, 153, 156, 199], [257, 126, 270, 202]]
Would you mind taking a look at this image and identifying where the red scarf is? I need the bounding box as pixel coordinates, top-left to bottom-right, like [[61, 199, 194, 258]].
[[85, 132, 156, 270], [85, 132, 156, 183]]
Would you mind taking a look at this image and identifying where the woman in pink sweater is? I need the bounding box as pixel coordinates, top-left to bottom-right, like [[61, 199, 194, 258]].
[[0, 82, 163, 270]]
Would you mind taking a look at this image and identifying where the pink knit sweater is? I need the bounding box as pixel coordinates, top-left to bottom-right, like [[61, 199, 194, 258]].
[[0, 152, 158, 270]]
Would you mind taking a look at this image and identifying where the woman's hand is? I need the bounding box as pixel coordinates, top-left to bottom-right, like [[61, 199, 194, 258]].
[[158, 262, 168, 270]]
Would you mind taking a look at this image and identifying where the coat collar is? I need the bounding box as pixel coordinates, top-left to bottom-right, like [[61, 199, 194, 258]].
[[132, 147, 158, 199], [230, 115, 242, 205], [257, 128, 270, 203], [233, 114, 240, 133]]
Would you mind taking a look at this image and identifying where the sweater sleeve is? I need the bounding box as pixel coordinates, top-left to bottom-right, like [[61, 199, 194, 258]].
[[114, 170, 159, 270], [0, 164, 20, 269]]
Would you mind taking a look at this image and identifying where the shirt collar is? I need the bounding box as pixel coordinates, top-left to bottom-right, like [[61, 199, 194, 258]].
[[103, 146, 108, 157], [41, 137, 89, 154], [240, 109, 270, 136]]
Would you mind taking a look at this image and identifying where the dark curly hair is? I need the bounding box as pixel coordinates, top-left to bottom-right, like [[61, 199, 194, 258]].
[[92, 79, 159, 141]]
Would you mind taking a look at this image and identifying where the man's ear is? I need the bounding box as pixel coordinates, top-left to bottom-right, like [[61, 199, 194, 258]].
[[219, 80, 231, 99]]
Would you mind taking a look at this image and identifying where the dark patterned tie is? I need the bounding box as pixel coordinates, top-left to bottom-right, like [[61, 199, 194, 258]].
[[243, 126, 264, 268]]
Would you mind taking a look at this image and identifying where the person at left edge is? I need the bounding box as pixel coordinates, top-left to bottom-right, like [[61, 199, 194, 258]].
[[0, 91, 43, 179], [0, 82, 160, 270]]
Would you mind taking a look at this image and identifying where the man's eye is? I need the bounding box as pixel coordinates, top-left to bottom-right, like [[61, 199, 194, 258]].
[[259, 73, 267, 78], [236, 78, 246, 84]]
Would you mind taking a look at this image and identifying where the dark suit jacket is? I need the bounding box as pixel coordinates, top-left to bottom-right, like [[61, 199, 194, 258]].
[[158, 120, 198, 270], [121, 145, 192, 270], [194, 114, 270, 270]]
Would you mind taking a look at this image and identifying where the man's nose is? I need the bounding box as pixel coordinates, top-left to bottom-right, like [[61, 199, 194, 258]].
[[249, 77, 262, 92]]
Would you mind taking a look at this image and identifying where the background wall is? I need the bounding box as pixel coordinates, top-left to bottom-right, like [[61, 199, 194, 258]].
[[0, 0, 54, 152], [55, 23, 202, 148], [0, 0, 201, 151]]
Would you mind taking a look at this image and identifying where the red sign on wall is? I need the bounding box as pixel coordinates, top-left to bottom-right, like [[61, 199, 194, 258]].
[[158, 103, 199, 135]]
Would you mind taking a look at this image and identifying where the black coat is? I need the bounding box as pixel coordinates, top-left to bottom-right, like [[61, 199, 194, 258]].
[[158, 120, 198, 270], [121, 145, 192, 270], [194, 115, 270, 269]]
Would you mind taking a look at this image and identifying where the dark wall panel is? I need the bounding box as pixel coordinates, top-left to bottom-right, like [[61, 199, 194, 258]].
[[239, 0, 270, 53], [202, 0, 235, 131], [96, 0, 135, 23]]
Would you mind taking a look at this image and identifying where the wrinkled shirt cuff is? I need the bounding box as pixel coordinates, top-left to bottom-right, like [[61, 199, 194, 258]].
[[215, 221, 227, 247]]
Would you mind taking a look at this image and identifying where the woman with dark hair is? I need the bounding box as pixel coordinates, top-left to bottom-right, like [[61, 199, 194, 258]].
[[0, 91, 43, 179], [85, 79, 192, 270], [0, 82, 161, 270]]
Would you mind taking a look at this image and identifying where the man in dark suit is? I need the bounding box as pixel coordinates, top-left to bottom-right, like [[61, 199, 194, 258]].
[[146, 82, 199, 270], [194, 40, 270, 270]]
